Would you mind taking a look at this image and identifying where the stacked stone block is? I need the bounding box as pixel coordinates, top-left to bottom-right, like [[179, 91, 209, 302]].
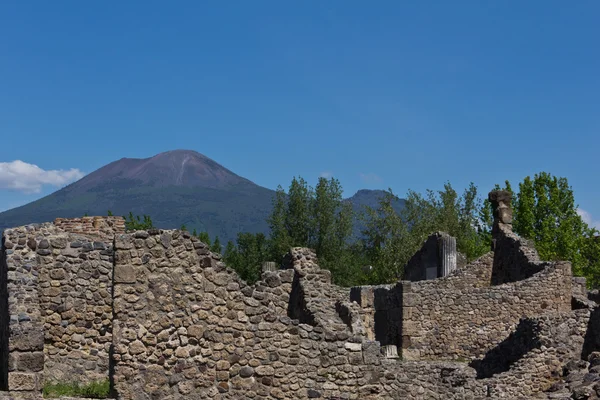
[[0, 208, 598, 399], [1, 225, 48, 392], [38, 234, 114, 384], [53, 217, 125, 240]]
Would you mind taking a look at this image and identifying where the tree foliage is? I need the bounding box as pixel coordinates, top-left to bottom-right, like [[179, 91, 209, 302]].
[[263, 176, 356, 285], [210, 236, 222, 253], [117, 171, 600, 289], [359, 183, 491, 284], [223, 233, 269, 284], [124, 212, 154, 231], [509, 172, 600, 287]]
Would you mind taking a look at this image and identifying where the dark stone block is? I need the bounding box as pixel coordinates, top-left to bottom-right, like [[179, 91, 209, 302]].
[[9, 325, 44, 351], [26, 238, 36, 250], [134, 231, 149, 239], [16, 352, 44, 372], [239, 366, 254, 378]]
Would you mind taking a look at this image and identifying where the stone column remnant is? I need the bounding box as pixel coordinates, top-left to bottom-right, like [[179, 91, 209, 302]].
[[488, 190, 513, 250], [488, 190, 513, 230], [438, 233, 457, 277], [262, 261, 278, 273]]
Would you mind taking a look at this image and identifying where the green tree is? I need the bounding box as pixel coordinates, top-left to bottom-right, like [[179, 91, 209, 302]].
[[223, 240, 237, 263], [286, 177, 313, 247], [107, 210, 113, 216], [268, 185, 291, 261], [211, 236, 222, 253], [196, 231, 211, 246], [311, 177, 355, 285], [361, 189, 411, 284], [360, 182, 492, 284], [225, 232, 269, 284], [510, 172, 600, 286], [124, 212, 154, 231], [265, 176, 357, 285]]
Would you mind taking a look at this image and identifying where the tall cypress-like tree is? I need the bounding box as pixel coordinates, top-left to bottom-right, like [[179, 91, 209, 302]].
[[268, 185, 291, 261], [211, 236, 222, 253], [510, 172, 600, 285], [286, 177, 312, 247]]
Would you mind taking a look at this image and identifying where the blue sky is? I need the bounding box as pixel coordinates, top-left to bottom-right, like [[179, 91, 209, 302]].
[[1, 1, 599, 227]]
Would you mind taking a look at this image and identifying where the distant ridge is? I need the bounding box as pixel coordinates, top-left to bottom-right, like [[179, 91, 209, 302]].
[[0, 150, 404, 244]]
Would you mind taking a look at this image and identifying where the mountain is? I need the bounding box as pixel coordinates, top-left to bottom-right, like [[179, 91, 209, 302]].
[[0, 150, 404, 244], [345, 189, 406, 240]]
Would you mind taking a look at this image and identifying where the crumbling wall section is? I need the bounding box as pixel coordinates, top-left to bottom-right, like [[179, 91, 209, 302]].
[[53, 217, 125, 240], [37, 233, 114, 384], [111, 230, 304, 398], [285, 248, 366, 338], [479, 308, 591, 397], [352, 253, 494, 348], [1, 225, 48, 393], [112, 232, 386, 399], [0, 222, 115, 393], [349, 284, 399, 346], [400, 259, 572, 361], [0, 235, 8, 390], [488, 190, 546, 284]]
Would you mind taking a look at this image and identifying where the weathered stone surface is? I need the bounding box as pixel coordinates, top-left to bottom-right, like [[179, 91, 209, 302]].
[[7, 372, 39, 391], [0, 207, 598, 399], [114, 265, 136, 283]]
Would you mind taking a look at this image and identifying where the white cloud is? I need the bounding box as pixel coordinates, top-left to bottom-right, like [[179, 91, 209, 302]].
[[319, 171, 333, 179], [0, 160, 85, 194], [359, 172, 383, 184], [577, 208, 600, 230]]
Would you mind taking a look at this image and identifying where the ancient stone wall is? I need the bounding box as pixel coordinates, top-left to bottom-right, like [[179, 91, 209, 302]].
[[37, 233, 114, 384], [111, 234, 380, 399], [53, 217, 125, 240], [352, 253, 495, 349], [2, 225, 47, 392], [0, 222, 115, 393], [1, 235, 8, 390], [478, 308, 591, 397], [488, 190, 546, 284], [400, 259, 572, 361], [0, 205, 597, 399]]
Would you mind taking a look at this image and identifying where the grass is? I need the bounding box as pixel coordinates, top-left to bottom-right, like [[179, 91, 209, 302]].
[[43, 379, 111, 398]]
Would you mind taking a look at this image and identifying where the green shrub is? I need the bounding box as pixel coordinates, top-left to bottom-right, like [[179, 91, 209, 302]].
[[43, 379, 110, 398]]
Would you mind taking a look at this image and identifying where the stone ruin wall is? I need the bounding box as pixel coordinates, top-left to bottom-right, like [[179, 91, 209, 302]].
[[53, 217, 125, 241], [0, 219, 495, 399], [2, 224, 46, 392], [110, 239, 484, 399], [1, 202, 599, 399], [0, 219, 120, 392], [39, 232, 114, 385], [352, 190, 573, 363], [399, 256, 572, 361]]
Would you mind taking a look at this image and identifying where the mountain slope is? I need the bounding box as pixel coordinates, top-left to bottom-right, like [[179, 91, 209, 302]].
[[0, 150, 405, 245], [0, 150, 275, 243]]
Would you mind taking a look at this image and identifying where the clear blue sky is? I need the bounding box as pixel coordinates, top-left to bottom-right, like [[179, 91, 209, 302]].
[[1, 1, 599, 226]]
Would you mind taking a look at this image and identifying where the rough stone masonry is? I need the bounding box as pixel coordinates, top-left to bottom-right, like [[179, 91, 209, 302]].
[[0, 191, 599, 399]]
